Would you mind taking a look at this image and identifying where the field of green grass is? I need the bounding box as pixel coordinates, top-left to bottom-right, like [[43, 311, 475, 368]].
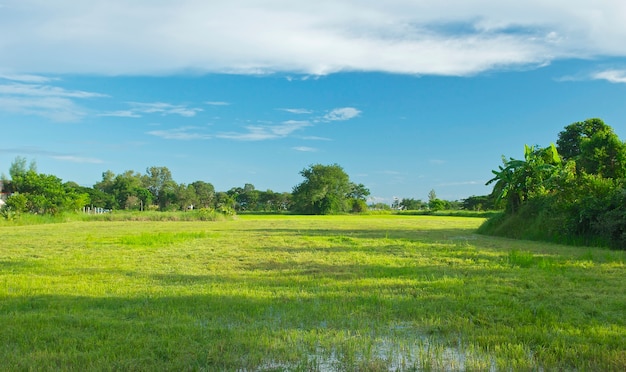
[[1, 215, 624, 371]]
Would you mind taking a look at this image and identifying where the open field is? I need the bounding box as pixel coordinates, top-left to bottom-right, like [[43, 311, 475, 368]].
[[1, 215, 624, 371]]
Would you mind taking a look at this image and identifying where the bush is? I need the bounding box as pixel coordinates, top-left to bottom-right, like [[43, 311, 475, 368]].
[[478, 183, 626, 249], [349, 199, 368, 213]]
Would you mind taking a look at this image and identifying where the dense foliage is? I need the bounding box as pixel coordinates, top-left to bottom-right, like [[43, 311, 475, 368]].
[[481, 118, 626, 249], [1, 157, 485, 218], [1, 161, 373, 217], [1, 158, 89, 217], [291, 164, 370, 214]]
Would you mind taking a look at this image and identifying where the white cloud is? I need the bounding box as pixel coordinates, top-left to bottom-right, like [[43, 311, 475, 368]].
[[592, 69, 626, 83], [292, 146, 318, 152], [51, 155, 104, 164], [0, 83, 106, 98], [129, 102, 203, 117], [0, 73, 56, 83], [206, 101, 230, 106], [0, 96, 86, 122], [101, 102, 204, 118], [0, 80, 106, 122], [2, 1, 626, 76], [147, 126, 212, 140], [300, 136, 333, 141], [324, 107, 361, 121], [98, 110, 142, 118], [280, 108, 313, 114], [217, 120, 311, 141]]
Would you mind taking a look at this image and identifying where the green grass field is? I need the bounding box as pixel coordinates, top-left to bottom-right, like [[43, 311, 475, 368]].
[[1, 215, 624, 371]]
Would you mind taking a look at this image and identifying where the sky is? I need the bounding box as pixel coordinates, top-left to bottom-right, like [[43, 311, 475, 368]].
[[1, 1, 626, 204]]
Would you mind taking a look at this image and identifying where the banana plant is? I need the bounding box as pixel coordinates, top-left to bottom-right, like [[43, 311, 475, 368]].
[[487, 144, 562, 213]]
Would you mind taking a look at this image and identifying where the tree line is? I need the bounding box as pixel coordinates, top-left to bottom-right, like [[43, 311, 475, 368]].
[[1, 162, 383, 216], [1, 158, 491, 218], [481, 118, 626, 249]]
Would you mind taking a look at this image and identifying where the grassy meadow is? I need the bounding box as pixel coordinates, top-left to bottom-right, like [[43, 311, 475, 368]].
[[0, 214, 624, 371]]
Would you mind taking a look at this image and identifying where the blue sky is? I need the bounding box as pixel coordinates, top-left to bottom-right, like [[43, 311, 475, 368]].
[[1, 1, 626, 203]]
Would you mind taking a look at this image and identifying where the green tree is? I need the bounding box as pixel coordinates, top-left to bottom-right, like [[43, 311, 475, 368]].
[[190, 181, 215, 208], [228, 183, 259, 211], [346, 183, 370, 213], [428, 198, 447, 212], [461, 195, 495, 211], [427, 189, 448, 211], [428, 189, 437, 203], [112, 171, 144, 210], [483, 119, 626, 248], [487, 144, 561, 213], [143, 166, 176, 210], [399, 198, 425, 210], [557, 118, 626, 179], [8, 158, 88, 215], [291, 164, 355, 215], [3, 193, 28, 214], [369, 202, 391, 211], [93, 170, 117, 209], [9, 156, 36, 179], [215, 192, 236, 214], [348, 183, 370, 200]]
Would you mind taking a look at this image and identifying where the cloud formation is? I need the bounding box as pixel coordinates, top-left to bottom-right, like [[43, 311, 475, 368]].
[[292, 146, 318, 152], [279, 108, 313, 114], [129, 102, 203, 117], [217, 120, 312, 141], [147, 126, 212, 140], [146, 105, 360, 142], [1, 1, 625, 76], [101, 102, 204, 118], [0, 75, 106, 122], [592, 69, 626, 84], [51, 155, 105, 164], [324, 107, 361, 121]]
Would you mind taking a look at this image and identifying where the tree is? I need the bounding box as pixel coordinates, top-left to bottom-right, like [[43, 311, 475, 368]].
[[9, 156, 36, 179], [228, 183, 259, 211], [215, 192, 236, 211], [346, 183, 370, 213], [487, 144, 561, 213], [291, 164, 355, 215], [483, 119, 626, 248], [172, 183, 197, 211], [7, 157, 89, 215], [428, 198, 447, 212], [3, 193, 27, 214], [94, 170, 149, 210], [461, 195, 495, 211], [191, 181, 215, 208], [399, 198, 425, 210], [348, 183, 370, 200], [93, 170, 117, 209], [112, 171, 144, 210], [369, 202, 391, 211], [557, 118, 626, 179], [427, 189, 447, 211], [143, 166, 176, 210], [428, 189, 437, 203]]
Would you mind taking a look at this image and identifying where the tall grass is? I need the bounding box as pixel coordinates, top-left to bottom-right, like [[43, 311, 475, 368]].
[[0, 209, 231, 225], [0, 215, 624, 370]]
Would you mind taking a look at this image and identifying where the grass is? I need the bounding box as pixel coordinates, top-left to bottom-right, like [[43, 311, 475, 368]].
[[0, 214, 624, 371]]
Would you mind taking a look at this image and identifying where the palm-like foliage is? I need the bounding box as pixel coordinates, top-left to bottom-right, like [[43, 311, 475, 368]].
[[487, 144, 561, 213]]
